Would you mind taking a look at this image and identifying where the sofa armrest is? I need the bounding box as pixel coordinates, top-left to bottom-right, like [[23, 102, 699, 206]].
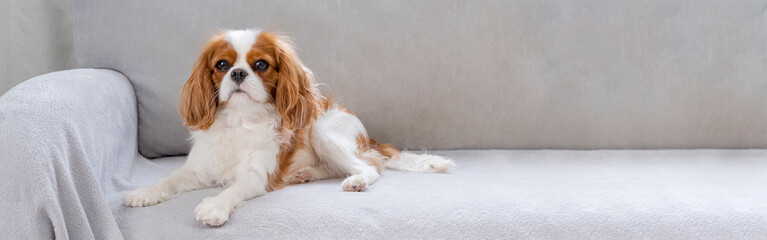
[[0, 69, 136, 239]]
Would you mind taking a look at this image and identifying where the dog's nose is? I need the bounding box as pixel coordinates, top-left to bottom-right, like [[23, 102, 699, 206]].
[[230, 68, 248, 84]]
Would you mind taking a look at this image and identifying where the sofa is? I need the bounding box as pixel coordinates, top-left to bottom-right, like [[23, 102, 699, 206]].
[[2, 0, 766, 239]]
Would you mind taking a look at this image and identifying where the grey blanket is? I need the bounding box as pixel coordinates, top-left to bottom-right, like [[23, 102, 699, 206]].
[[0, 69, 135, 239]]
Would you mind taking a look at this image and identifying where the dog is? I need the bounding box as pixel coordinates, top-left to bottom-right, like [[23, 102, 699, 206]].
[[124, 29, 455, 226]]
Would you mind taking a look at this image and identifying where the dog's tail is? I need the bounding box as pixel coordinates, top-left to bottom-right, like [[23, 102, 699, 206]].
[[365, 140, 455, 173]]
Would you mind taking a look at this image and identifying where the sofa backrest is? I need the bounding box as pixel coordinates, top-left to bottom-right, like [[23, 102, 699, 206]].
[[75, 0, 767, 158]]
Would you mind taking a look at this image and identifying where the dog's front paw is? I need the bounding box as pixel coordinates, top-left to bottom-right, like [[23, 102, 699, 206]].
[[195, 197, 231, 227], [124, 187, 169, 207]]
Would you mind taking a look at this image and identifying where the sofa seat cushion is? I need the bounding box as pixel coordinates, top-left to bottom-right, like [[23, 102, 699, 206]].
[[109, 150, 767, 239]]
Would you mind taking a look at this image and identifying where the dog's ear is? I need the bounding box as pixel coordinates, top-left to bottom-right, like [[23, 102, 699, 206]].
[[269, 33, 319, 130], [180, 40, 220, 130]]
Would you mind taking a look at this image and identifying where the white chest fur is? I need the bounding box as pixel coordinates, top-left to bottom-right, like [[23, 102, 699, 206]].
[[187, 95, 281, 186]]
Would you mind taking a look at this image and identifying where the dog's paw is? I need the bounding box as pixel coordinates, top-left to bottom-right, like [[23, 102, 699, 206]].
[[288, 167, 313, 184], [195, 197, 231, 227], [124, 187, 169, 207], [341, 175, 367, 192]]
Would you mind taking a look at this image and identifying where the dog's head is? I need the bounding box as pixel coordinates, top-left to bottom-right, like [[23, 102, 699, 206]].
[[180, 29, 318, 131]]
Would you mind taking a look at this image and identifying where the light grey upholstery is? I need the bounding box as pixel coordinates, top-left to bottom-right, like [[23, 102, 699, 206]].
[[76, 0, 767, 158], [113, 150, 767, 239], [0, 0, 765, 239]]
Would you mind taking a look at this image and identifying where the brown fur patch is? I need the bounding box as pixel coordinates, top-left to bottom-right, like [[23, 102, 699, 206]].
[[370, 138, 401, 160], [319, 95, 335, 112], [179, 35, 236, 130], [267, 124, 313, 191], [355, 134, 379, 172], [338, 105, 353, 114], [253, 32, 321, 131], [268, 96, 336, 189], [355, 132, 402, 174]]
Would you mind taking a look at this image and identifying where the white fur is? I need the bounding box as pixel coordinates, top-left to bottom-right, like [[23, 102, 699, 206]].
[[311, 105, 381, 191], [385, 152, 456, 173], [125, 95, 281, 226]]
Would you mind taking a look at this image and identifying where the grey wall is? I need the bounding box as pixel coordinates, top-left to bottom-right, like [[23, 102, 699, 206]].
[[1, 0, 76, 95], [1, 0, 8, 93]]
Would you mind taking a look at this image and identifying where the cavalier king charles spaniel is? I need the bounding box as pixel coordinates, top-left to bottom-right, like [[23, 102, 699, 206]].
[[124, 29, 454, 226]]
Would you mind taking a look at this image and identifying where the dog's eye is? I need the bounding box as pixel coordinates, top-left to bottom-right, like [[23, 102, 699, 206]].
[[253, 60, 269, 72], [215, 60, 230, 72]]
